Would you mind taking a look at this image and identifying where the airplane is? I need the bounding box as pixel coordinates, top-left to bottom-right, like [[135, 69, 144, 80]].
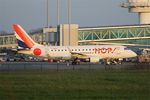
[[13, 24, 137, 64]]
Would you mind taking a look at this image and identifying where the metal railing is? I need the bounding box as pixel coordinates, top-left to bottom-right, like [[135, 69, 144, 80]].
[[0, 62, 149, 71]]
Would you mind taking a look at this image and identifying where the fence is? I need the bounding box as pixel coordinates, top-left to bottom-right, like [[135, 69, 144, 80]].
[[0, 62, 149, 71]]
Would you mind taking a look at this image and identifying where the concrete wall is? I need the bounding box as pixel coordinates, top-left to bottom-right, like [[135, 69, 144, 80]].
[[58, 24, 79, 46]]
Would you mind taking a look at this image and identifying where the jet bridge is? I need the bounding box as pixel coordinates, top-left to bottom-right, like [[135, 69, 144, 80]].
[[78, 24, 150, 46]]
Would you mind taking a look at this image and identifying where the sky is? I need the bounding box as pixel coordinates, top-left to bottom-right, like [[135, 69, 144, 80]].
[[0, 0, 138, 32]]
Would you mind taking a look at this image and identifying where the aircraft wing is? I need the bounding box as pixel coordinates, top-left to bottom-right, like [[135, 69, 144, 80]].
[[67, 47, 89, 59], [70, 52, 89, 59]]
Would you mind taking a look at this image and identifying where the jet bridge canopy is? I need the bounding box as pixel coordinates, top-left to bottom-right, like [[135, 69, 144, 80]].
[[78, 24, 150, 46]]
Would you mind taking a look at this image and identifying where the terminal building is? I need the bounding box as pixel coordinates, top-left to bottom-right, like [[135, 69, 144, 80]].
[[0, 24, 150, 48]]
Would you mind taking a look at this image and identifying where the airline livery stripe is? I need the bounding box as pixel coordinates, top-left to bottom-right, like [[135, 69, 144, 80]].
[[17, 39, 29, 48], [13, 24, 34, 48], [15, 33, 23, 41]]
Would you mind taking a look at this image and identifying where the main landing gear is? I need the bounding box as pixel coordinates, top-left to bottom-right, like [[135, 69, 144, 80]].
[[106, 59, 122, 65], [72, 58, 80, 65]]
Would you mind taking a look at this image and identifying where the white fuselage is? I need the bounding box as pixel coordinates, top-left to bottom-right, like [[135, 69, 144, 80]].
[[33, 45, 137, 60]]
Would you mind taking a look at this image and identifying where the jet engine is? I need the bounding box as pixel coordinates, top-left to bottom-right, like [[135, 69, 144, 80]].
[[89, 57, 100, 63]]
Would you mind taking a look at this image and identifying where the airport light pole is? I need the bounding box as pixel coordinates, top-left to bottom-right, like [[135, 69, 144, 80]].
[[68, 0, 71, 45], [57, 0, 60, 45], [57, 0, 60, 25], [46, 0, 50, 28], [43, 0, 50, 44]]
